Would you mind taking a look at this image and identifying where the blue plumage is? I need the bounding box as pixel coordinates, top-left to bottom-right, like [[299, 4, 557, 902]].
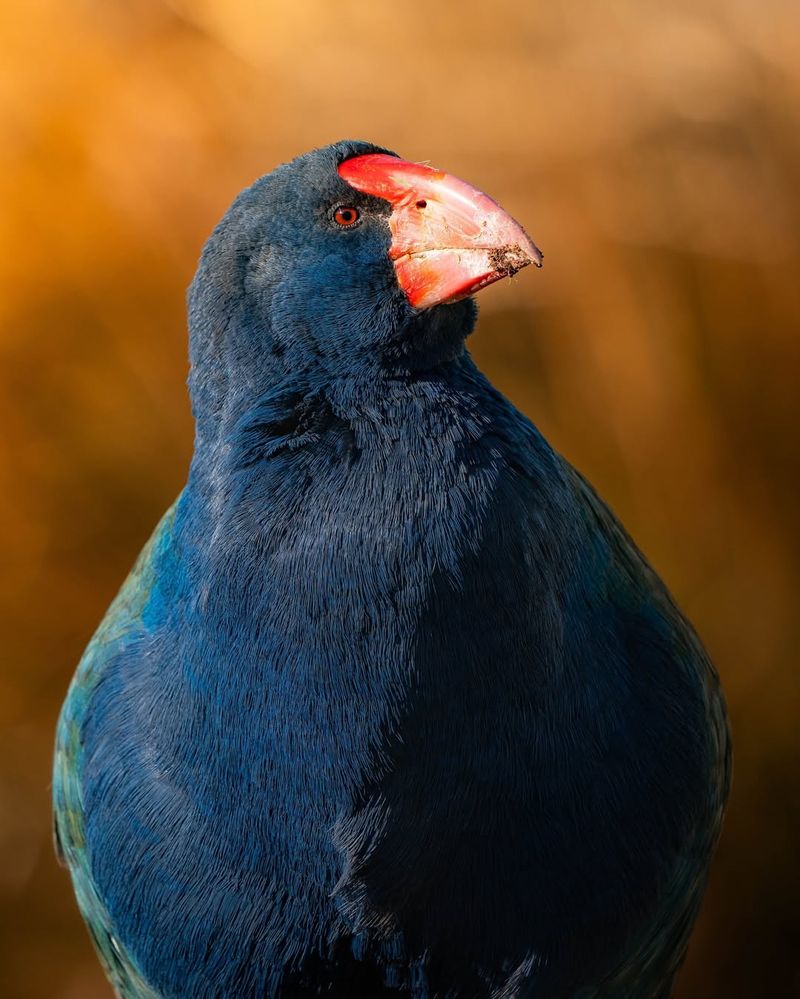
[[54, 140, 730, 998]]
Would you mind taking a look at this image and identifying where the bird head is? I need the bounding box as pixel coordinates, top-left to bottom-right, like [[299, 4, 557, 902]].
[[188, 140, 541, 428]]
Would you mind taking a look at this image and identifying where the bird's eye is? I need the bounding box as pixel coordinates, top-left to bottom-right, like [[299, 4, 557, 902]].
[[333, 206, 360, 227]]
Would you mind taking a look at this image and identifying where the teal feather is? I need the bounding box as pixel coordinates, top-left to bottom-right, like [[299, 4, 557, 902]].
[[53, 503, 178, 999]]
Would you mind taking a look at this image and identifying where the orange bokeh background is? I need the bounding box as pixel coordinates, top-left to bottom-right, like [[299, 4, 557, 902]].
[[1, 2, 799, 996]]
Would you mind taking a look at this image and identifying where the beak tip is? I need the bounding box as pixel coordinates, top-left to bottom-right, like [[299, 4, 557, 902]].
[[525, 238, 544, 269], [490, 241, 543, 277]]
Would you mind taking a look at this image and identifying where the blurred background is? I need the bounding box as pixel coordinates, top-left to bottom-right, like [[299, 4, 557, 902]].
[[1, 0, 799, 995]]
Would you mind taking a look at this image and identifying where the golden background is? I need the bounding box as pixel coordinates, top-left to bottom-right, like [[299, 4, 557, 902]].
[[2, 1, 799, 995]]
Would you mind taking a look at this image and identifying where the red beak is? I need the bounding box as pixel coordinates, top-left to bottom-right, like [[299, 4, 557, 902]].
[[338, 153, 542, 310]]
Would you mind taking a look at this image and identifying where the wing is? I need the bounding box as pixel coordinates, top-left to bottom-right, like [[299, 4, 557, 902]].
[[53, 502, 179, 999], [564, 466, 731, 996]]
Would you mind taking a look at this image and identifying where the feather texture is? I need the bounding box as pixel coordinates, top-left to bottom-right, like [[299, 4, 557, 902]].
[[53, 141, 730, 999]]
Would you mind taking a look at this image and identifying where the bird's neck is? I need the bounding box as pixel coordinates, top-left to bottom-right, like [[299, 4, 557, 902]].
[[160, 352, 520, 810], [186, 297, 477, 460], [186, 352, 497, 516], [173, 353, 530, 674]]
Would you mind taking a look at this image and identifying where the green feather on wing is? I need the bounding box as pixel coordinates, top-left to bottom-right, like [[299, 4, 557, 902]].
[[53, 502, 179, 999]]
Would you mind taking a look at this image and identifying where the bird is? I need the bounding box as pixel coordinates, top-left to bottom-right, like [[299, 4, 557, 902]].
[[53, 139, 730, 999]]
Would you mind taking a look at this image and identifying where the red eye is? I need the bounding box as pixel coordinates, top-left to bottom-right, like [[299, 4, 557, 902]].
[[333, 206, 360, 227]]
